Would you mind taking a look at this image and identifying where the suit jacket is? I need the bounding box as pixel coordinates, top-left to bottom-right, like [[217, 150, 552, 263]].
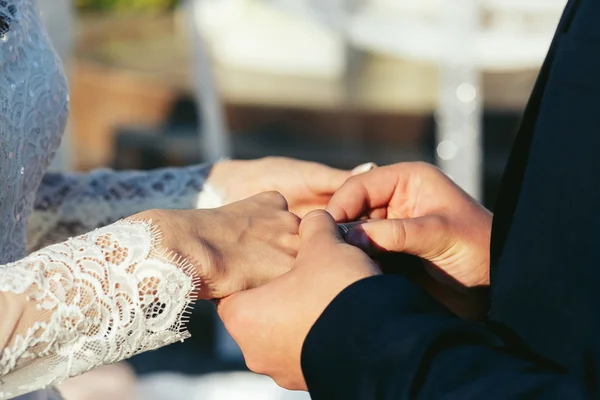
[[301, 0, 600, 397]]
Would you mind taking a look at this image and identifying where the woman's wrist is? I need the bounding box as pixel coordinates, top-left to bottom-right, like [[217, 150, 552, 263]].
[[129, 208, 223, 298]]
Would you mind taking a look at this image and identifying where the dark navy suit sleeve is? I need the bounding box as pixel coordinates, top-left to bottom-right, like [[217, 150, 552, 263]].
[[301, 275, 587, 399]]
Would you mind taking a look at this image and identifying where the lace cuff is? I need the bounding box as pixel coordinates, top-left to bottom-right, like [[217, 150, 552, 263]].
[[0, 219, 198, 399]]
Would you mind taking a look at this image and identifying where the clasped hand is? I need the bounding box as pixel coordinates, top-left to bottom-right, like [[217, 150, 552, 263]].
[[218, 161, 493, 391], [134, 159, 493, 392], [132, 157, 371, 300]]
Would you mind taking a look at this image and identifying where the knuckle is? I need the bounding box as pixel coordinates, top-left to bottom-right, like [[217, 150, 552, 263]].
[[261, 191, 288, 209], [282, 211, 301, 228]]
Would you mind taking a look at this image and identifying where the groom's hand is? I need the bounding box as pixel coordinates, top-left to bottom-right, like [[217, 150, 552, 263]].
[[328, 162, 491, 320], [217, 210, 380, 390]]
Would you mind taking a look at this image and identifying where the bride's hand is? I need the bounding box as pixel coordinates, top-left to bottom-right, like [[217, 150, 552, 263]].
[[207, 157, 374, 217], [134, 192, 300, 300]]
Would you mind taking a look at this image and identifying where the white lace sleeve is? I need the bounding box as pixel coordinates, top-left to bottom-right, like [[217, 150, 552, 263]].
[[0, 219, 199, 399], [27, 164, 224, 252]]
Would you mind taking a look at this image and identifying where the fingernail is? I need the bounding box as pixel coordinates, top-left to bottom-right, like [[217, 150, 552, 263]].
[[351, 162, 377, 176], [347, 229, 371, 251]]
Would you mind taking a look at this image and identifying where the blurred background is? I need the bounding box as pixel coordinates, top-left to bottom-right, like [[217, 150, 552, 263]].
[[40, 0, 566, 398]]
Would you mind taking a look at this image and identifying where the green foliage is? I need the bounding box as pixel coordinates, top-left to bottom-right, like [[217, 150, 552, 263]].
[[75, 0, 179, 13]]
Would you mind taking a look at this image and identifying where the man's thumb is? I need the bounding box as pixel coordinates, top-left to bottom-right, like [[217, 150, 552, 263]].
[[346, 216, 445, 258], [300, 210, 343, 245]]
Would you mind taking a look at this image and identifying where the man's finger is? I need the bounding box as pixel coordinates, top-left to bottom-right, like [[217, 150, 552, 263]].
[[345, 216, 448, 259], [326, 166, 402, 222], [300, 210, 343, 246], [249, 191, 289, 210]]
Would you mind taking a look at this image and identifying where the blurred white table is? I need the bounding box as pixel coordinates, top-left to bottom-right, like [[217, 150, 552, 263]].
[[347, 0, 566, 199], [187, 0, 565, 200]]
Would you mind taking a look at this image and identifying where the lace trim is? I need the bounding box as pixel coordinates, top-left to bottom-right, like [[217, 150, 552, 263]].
[[0, 219, 199, 399]]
